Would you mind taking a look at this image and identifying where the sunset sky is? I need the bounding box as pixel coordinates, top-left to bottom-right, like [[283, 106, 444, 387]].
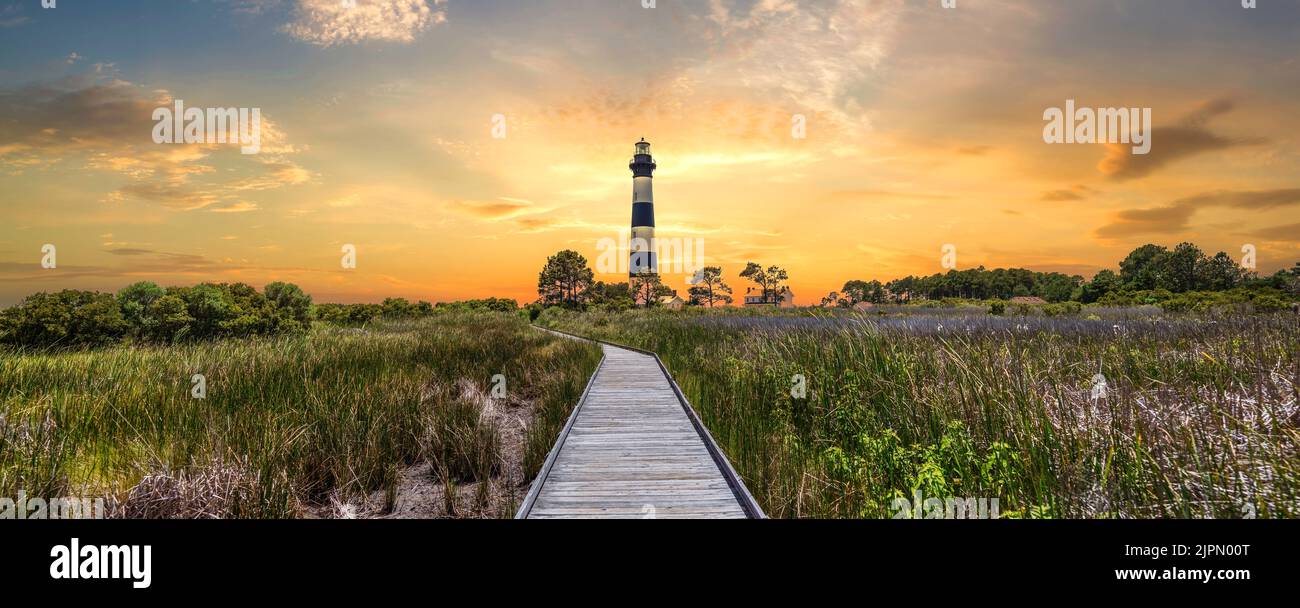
[[1, 0, 1297, 306]]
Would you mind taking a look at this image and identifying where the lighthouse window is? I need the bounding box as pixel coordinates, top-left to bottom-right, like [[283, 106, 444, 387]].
[[636, 142, 650, 155]]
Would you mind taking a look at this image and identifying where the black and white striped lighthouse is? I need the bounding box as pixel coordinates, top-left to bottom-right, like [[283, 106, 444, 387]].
[[629, 138, 657, 277]]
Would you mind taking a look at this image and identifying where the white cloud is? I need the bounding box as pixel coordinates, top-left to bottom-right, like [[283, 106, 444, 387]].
[[283, 0, 448, 47], [689, 0, 904, 135], [0, 4, 29, 29]]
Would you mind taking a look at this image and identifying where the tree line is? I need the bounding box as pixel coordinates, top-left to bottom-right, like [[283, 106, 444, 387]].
[[535, 243, 1297, 313], [535, 250, 791, 310], [0, 281, 313, 348], [314, 297, 517, 324], [0, 281, 519, 349], [821, 242, 1299, 308]]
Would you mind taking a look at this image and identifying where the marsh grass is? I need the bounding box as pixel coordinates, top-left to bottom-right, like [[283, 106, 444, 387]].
[[423, 393, 501, 484], [540, 307, 1299, 519], [0, 313, 601, 518]]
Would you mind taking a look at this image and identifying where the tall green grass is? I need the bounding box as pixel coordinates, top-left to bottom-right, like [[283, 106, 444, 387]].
[[0, 313, 600, 518], [539, 308, 1299, 518]]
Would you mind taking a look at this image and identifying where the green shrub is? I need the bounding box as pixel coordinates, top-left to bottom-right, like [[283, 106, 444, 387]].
[[117, 281, 165, 336], [1044, 301, 1082, 316], [265, 282, 313, 330], [0, 290, 127, 348], [0, 282, 323, 349], [146, 295, 194, 342]]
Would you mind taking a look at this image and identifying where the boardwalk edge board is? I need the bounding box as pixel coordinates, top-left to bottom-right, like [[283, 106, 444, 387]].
[[515, 344, 607, 519], [524, 325, 767, 519]]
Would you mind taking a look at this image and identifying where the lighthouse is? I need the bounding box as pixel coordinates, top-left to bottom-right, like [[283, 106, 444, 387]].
[[629, 138, 657, 277]]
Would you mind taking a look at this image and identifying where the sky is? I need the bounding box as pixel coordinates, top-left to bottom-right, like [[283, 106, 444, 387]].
[[0, 0, 1297, 306]]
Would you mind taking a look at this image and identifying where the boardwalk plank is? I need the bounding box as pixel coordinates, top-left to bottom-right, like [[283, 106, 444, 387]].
[[518, 338, 757, 519]]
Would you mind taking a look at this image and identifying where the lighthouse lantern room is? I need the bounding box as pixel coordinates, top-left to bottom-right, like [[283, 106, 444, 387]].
[[629, 138, 658, 278]]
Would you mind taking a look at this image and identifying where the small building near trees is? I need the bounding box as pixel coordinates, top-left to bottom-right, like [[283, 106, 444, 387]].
[[743, 286, 795, 308]]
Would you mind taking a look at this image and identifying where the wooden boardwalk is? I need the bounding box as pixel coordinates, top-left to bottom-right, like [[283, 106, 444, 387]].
[[517, 332, 763, 519]]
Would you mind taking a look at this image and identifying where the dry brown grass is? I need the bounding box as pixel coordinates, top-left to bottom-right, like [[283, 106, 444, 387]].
[[112, 458, 276, 519]]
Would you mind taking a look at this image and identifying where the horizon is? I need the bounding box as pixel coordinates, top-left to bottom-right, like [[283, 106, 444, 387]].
[[0, 237, 1275, 307], [2, 0, 1298, 307]]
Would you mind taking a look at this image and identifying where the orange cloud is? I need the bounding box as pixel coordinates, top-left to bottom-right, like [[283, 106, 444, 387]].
[[1095, 189, 1300, 239], [1098, 99, 1266, 181], [446, 198, 536, 220]]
